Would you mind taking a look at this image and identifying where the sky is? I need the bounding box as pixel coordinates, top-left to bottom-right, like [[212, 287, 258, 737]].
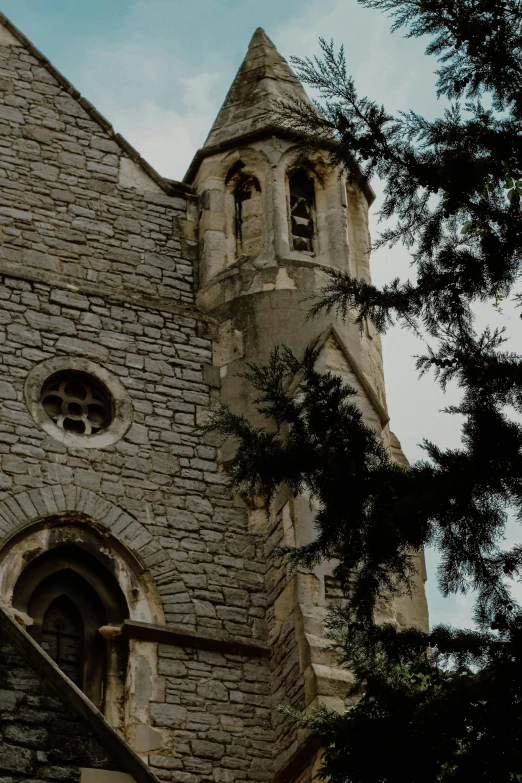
[[2, 0, 521, 630]]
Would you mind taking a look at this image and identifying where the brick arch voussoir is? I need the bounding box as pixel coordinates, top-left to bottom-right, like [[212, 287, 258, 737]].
[[0, 484, 171, 577]]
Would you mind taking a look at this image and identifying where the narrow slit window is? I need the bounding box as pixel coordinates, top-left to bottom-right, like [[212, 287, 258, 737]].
[[234, 175, 263, 257], [289, 169, 315, 253]]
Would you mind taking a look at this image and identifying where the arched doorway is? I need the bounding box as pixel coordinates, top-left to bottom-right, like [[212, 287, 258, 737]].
[[0, 513, 166, 736]]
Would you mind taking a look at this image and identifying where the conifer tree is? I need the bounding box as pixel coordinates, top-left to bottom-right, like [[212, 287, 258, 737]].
[[207, 1, 522, 780]]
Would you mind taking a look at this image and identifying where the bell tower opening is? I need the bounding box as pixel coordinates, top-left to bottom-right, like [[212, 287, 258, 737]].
[[288, 167, 316, 253], [234, 174, 262, 256], [225, 161, 264, 261]]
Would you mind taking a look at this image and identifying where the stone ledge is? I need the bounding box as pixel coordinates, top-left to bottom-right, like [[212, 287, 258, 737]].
[[122, 619, 271, 658], [195, 254, 342, 299], [0, 259, 217, 327]]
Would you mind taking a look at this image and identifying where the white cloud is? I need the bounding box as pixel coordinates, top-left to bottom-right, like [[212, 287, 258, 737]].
[[92, 71, 220, 180], [273, 0, 436, 114], [70, 28, 223, 180], [107, 96, 216, 180]]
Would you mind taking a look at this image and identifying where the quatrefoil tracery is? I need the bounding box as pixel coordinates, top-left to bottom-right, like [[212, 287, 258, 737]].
[[41, 373, 112, 436]]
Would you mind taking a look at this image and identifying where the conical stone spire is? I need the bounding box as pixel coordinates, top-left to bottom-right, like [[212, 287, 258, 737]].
[[204, 28, 312, 148]]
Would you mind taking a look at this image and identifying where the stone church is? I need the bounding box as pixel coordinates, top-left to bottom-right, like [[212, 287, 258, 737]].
[[0, 12, 428, 783]]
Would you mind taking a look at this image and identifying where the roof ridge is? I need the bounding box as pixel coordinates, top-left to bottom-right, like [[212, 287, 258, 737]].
[[0, 12, 193, 199]]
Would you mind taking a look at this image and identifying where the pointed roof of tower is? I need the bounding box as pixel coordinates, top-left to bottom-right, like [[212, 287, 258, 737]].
[[204, 27, 313, 149], [186, 29, 374, 203]]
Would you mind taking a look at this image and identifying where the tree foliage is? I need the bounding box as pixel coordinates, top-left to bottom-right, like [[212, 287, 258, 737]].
[[207, 1, 522, 780]]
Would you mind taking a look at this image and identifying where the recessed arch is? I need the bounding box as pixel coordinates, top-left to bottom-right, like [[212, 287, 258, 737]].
[[12, 543, 129, 625], [216, 145, 272, 182], [0, 506, 171, 725], [195, 145, 272, 285], [0, 486, 180, 629], [0, 511, 147, 584], [0, 485, 171, 597], [278, 146, 327, 184], [8, 528, 133, 710], [276, 146, 351, 269]]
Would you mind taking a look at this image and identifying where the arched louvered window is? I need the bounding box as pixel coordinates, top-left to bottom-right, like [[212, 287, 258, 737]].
[[288, 168, 315, 253]]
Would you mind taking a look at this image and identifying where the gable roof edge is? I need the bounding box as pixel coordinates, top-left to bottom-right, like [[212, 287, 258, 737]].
[[318, 325, 389, 426], [0, 603, 160, 783], [0, 12, 195, 201], [289, 325, 389, 427]]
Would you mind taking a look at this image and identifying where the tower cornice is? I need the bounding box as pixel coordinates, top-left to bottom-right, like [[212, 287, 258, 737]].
[[183, 126, 376, 205]]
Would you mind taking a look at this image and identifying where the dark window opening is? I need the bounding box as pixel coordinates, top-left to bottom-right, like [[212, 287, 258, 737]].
[[41, 370, 113, 436], [235, 178, 254, 246], [234, 175, 263, 257], [289, 169, 315, 253], [42, 595, 84, 686]]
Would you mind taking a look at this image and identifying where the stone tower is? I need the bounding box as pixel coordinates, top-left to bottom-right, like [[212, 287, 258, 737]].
[[0, 16, 428, 783]]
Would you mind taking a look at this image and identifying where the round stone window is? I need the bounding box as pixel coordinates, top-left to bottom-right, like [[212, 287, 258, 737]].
[[25, 357, 133, 449], [41, 371, 113, 436]]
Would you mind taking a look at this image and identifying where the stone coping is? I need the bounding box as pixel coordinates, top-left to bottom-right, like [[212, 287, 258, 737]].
[[299, 325, 390, 426], [0, 604, 160, 783]]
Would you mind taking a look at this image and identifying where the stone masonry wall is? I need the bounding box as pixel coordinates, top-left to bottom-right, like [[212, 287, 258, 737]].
[[0, 20, 281, 782], [0, 17, 345, 782], [151, 644, 273, 782], [0, 632, 124, 780], [0, 276, 266, 640], [0, 19, 268, 640]]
